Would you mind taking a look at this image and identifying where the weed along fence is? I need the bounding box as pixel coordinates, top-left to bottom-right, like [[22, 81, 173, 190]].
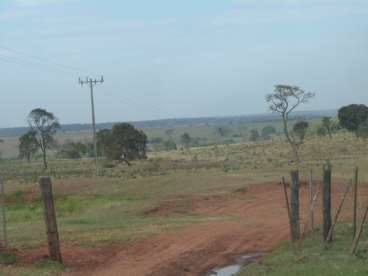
[[281, 166, 368, 255]]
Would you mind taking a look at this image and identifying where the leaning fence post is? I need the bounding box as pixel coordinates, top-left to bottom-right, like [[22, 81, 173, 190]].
[[351, 206, 368, 256], [0, 177, 7, 248], [323, 164, 332, 243], [353, 167, 359, 239], [39, 177, 62, 263], [325, 181, 352, 247], [290, 170, 300, 242]]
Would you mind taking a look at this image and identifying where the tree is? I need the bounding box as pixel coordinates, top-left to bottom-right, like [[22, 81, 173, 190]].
[[57, 141, 87, 159], [317, 125, 327, 137], [97, 123, 147, 165], [266, 85, 315, 163], [293, 121, 309, 144], [28, 108, 60, 170], [338, 104, 368, 136], [215, 126, 231, 138], [261, 126, 277, 140], [321, 117, 333, 138], [18, 130, 38, 162], [163, 140, 177, 151], [96, 129, 111, 157], [356, 120, 368, 139], [181, 133, 192, 149], [249, 129, 260, 142]]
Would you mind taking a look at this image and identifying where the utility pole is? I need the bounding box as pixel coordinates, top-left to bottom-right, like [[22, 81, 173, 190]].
[[79, 76, 104, 175]]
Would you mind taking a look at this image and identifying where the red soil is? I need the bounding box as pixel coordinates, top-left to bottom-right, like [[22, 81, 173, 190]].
[[16, 180, 365, 276], [68, 182, 319, 276]]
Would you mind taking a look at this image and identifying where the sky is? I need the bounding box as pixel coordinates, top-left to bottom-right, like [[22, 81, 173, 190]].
[[0, 0, 367, 128]]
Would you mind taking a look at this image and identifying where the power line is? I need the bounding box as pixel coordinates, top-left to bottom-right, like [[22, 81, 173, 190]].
[[0, 45, 92, 76], [0, 53, 80, 76]]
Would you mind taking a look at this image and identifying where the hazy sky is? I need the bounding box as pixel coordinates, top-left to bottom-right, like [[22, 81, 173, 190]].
[[0, 0, 367, 128]]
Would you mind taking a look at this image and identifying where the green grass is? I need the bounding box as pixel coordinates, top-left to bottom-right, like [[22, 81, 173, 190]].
[[0, 252, 17, 265], [4, 169, 247, 249], [240, 225, 368, 276], [0, 259, 65, 276]]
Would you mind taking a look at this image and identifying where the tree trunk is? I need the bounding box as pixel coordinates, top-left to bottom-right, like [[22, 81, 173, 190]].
[[42, 149, 48, 170], [282, 114, 300, 163]]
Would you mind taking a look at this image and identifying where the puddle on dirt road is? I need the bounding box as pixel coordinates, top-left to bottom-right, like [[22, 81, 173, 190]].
[[206, 253, 264, 276]]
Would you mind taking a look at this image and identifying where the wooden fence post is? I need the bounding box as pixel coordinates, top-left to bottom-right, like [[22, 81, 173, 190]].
[[290, 170, 300, 242], [353, 167, 359, 239], [351, 206, 368, 255], [282, 177, 293, 240], [323, 165, 332, 243], [39, 177, 62, 263], [0, 177, 7, 248]]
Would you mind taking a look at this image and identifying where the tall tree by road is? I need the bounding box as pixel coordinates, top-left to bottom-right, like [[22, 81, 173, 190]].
[[28, 108, 60, 170], [266, 85, 314, 163]]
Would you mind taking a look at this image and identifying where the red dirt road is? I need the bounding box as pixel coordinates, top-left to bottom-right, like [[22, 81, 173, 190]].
[[70, 182, 307, 276], [69, 184, 305, 276]]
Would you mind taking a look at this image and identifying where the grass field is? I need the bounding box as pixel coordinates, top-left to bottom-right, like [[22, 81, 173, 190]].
[[0, 130, 367, 275], [240, 224, 368, 276]]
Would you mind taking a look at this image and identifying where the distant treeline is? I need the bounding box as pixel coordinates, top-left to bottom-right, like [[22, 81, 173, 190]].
[[0, 109, 336, 137]]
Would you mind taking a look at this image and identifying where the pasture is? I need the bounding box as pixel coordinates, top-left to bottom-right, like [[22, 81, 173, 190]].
[[0, 129, 367, 275]]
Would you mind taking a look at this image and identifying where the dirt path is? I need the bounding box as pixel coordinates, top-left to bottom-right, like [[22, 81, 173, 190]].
[[66, 180, 362, 276], [68, 182, 303, 276]]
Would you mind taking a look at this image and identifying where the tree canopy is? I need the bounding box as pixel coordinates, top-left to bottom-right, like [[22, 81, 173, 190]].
[[261, 126, 277, 140], [97, 123, 147, 164], [266, 85, 314, 163], [18, 130, 38, 162], [338, 104, 368, 136]]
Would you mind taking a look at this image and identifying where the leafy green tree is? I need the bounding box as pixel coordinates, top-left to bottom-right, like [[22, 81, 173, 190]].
[[321, 117, 333, 138], [18, 130, 38, 162], [181, 133, 192, 149], [249, 129, 260, 142], [338, 104, 368, 136], [316, 125, 327, 137], [266, 85, 315, 163], [293, 121, 309, 144], [57, 141, 87, 159], [97, 123, 147, 165], [28, 108, 60, 170], [356, 120, 368, 139], [163, 140, 177, 151], [96, 129, 111, 157], [261, 126, 276, 140]]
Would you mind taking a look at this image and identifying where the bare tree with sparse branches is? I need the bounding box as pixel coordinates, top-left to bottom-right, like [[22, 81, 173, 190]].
[[266, 85, 315, 163]]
